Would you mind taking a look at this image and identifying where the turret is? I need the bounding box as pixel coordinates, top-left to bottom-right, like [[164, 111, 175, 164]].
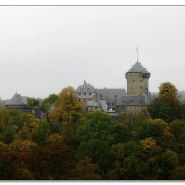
[[125, 61, 150, 96]]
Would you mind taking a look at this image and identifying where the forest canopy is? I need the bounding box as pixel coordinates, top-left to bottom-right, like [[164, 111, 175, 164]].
[[0, 84, 185, 180]]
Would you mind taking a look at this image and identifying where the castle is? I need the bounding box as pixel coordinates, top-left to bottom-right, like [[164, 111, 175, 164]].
[[76, 60, 151, 116], [0, 58, 152, 118]]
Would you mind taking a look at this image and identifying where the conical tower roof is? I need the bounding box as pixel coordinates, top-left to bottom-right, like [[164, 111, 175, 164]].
[[126, 61, 150, 74]]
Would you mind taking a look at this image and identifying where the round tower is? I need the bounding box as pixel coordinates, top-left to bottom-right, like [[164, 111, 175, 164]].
[[125, 61, 150, 96]]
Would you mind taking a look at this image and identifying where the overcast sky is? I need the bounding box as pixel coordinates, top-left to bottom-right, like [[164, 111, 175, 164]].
[[0, 6, 185, 99]]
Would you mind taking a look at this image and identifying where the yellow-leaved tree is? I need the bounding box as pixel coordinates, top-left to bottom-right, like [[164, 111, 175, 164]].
[[49, 86, 84, 123], [158, 82, 178, 103]]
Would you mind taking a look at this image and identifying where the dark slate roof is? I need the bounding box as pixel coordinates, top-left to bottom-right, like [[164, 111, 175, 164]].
[[5, 93, 28, 106], [76, 80, 96, 93], [96, 88, 126, 101], [126, 61, 150, 74], [116, 95, 146, 106], [87, 99, 108, 112]]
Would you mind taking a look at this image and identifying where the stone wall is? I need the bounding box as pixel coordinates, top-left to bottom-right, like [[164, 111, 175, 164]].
[[126, 73, 149, 96]]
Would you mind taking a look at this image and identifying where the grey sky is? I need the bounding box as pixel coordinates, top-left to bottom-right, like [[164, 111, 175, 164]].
[[0, 6, 185, 99]]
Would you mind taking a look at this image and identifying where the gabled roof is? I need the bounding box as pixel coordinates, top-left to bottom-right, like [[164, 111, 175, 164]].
[[76, 80, 96, 93], [126, 61, 150, 74], [86, 99, 108, 112], [5, 93, 28, 106]]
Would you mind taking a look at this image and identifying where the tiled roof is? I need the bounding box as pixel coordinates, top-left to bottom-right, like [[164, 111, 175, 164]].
[[86, 99, 108, 112], [126, 61, 150, 74], [76, 80, 96, 93], [5, 93, 28, 106], [96, 88, 126, 101], [117, 95, 146, 106]]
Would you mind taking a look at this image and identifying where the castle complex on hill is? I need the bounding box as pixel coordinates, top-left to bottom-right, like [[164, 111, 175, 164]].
[[0, 57, 152, 118], [75, 60, 151, 116]]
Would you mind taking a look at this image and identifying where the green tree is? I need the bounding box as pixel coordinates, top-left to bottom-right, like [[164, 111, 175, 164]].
[[27, 97, 40, 109], [180, 103, 185, 121], [41, 94, 58, 113], [107, 141, 148, 180], [137, 119, 165, 141], [0, 109, 35, 144], [169, 120, 185, 143], [76, 112, 116, 176]]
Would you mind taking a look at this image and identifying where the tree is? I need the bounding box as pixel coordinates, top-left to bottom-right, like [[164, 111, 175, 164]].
[[9, 139, 38, 152], [76, 112, 116, 176], [47, 133, 63, 144], [107, 141, 148, 180], [172, 165, 185, 180], [180, 103, 185, 121], [17, 114, 40, 141], [169, 120, 185, 143], [0, 141, 23, 180], [27, 97, 40, 109], [148, 82, 181, 122], [140, 137, 157, 151], [70, 157, 101, 180], [49, 87, 84, 123], [32, 120, 57, 146], [41, 94, 58, 113], [121, 110, 150, 130], [60, 121, 78, 148], [0, 109, 36, 144], [158, 82, 178, 102], [158, 149, 179, 179], [137, 119, 165, 141]]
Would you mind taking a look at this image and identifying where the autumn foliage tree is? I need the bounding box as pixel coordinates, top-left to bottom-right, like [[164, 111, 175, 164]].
[[49, 87, 84, 123], [70, 157, 101, 180], [148, 82, 181, 122]]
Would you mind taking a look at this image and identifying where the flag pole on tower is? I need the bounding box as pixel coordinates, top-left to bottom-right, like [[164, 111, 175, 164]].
[[136, 46, 138, 61]]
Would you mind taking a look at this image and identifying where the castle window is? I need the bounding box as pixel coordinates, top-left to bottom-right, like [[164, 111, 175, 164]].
[[133, 80, 135, 82], [84, 99, 86, 102], [140, 86, 143, 89], [78, 93, 81, 95], [83, 93, 86, 95], [89, 93, 91, 95]]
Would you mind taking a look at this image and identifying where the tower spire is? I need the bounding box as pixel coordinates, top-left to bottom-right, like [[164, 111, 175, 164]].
[[136, 46, 139, 61]]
